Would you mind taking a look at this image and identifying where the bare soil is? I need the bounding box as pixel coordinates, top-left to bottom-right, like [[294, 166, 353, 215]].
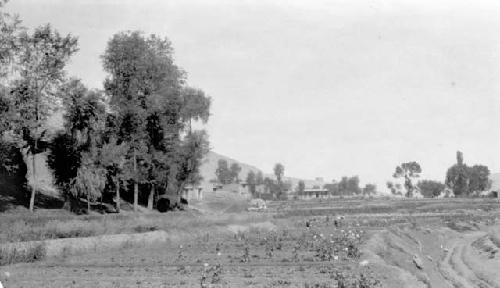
[[1, 198, 499, 288]]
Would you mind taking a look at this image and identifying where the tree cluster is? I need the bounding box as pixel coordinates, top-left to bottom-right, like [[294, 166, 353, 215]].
[[0, 3, 212, 212], [215, 159, 242, 184], [445, 151, 491, 196], [324, 176, 362, 196]]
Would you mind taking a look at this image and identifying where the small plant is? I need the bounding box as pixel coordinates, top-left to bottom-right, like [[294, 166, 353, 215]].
[[241, 242, 250, 263], [177, 245, 185, 262], [200, 263, 209, 288], [357, 273, 381, 288], [292, 242, 300, 262], [0, 244, 46, 266]]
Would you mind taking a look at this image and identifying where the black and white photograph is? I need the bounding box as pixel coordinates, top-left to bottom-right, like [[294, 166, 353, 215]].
[[1, 0, 500, 287]]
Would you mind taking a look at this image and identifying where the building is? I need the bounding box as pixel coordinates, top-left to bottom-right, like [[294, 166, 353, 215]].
[[181, 185, 203, 201], [297, 188, 329, 200]]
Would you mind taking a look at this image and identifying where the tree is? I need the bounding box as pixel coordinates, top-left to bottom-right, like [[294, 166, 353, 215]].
[[103, 31, 184, 212], [387, 181, 403, 196], [180, 87, 211, 132], [393, 161, 421, 198], [71, 148, 107, 212], [0, 0, 23, 78], [11, 24, 78, 211], [99, 138, 129, 212], [297, 180, 305, 195], [273, 163, 285, 198], [324, 182, 339, 196], [175, 130, 210, 196], [229, 162, 242, 183], [417, 180, 445, 198], [256, 171, 264, 185], [215, 159, 231, 184], [445, 151, 471, 196], [337, 176, 360, 196], [48, 79, 106, 211], [468, 165, 490, 194], [363, 184, 377, 196], [346, 176, 361, 195], [246, 170, 256, 195], [273, 163, 284, 183]]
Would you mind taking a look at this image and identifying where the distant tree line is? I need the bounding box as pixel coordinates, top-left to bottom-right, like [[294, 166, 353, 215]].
[[322, 176, 377, 197], [388, 151, 491, 198], [0, 3, 211, 212]]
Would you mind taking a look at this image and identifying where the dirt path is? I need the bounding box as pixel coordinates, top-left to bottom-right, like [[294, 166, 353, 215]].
[[363, 222, 500, 288], [439, 231, 490, 288]]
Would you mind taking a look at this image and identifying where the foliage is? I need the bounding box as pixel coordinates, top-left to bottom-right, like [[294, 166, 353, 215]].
[[417, 180, 445, 198], [256, 171, 264, 185], [273, 163, 284, 183], [338, 176, 361, 196], [180, 86, 211, 131], [0, 0, 23, 78], [468, 165, 490, 194], [229, 162, 242, 183], [445, 151, 491, 196], [445, 151, 469, 196], [246, 170, 256, 195], [362, 184, 377, 196], [387, 181, 403, 196], [297, 180, 305, 195], [215, 159, 231, 184], [10, 24, 78, 211], [393, 161, 421, 197]]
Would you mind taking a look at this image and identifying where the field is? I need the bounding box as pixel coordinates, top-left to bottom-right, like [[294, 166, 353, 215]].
[[1, 195, 500, 288]]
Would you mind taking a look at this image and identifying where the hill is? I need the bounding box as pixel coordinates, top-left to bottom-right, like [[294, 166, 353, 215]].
[[490, 173, 500, 192]]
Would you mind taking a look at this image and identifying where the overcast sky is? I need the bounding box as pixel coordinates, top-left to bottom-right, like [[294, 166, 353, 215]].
[[6, 0, 500, 191]]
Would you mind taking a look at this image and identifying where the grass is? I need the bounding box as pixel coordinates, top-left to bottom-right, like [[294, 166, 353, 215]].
[[0, 243, 46, 266], [0, 210, 272, 244]]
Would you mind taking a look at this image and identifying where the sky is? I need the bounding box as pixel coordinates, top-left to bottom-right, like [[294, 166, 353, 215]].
[[6, 0, 500, 191]]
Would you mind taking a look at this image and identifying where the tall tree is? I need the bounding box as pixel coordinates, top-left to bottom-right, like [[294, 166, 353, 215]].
[[11, 24, 78, 211], [215, 159, 230, 184], [445, 151, 470, 196], [229, 162, 242, 183], [102, 31, 184, 212], [246, 170, 256, 196], [256, 171, 264, 185], [175, 130, 210, 196], [273, 163, 285, 198], [48, 79, 106, 211], [297, 180, 305, 195], [393, 161, 422, 198]]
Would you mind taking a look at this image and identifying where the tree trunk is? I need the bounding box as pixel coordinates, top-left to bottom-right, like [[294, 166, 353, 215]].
[[115, 180, 120, 213], [147, 184, 154, 210], [87, 192, 90, 213], [133, 148, 138, 212], [29, 151, 36, 212]]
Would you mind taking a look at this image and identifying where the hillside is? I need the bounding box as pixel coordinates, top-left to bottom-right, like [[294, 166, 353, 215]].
[[490, 173, 500, 192], [198, 151, 263, 190]]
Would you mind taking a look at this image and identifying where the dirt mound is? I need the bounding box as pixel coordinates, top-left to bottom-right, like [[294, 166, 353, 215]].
[[226, 221, 276, 234], [0, 230, 172, 258]]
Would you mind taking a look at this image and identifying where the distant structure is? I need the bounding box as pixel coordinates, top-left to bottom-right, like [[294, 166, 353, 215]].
[[182, 185, 203, 200], [297, 188, 329, 200]]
